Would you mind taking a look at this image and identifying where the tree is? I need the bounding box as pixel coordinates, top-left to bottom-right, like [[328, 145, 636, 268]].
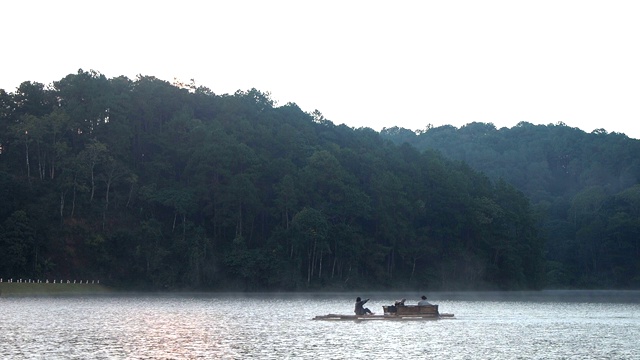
[[79, 139, 108, 203], [0, 210, 35, 277], [292, 207, 329, 285]]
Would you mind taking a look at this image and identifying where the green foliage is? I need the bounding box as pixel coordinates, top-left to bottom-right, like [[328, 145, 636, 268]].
[[0, 210, 35, 277], [382, 121, 640, 289], [0, 73, 557, 290]]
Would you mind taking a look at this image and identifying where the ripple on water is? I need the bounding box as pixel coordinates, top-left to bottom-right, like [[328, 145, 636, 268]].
[[0, 292, 639, 359]]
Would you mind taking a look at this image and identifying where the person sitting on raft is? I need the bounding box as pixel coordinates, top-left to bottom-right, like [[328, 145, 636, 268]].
[[386, 298, 406, 313], [417, 295, 431, 305], [355, 297, 373, 315]]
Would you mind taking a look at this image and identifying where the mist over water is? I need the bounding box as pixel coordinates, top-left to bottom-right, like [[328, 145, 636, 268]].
[[1, 291, 638, 359]]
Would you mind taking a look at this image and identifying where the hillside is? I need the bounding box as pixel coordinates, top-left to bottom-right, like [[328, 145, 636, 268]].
[[382, 123, 640, 288], [0, 70, 545, 291]]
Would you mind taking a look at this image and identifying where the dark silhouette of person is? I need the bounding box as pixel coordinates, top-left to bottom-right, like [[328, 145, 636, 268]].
[[418, 295, 431, 305], [355, 297, 373, 315]]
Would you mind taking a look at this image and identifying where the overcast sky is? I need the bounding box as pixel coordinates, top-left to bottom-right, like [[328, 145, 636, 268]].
[[3, 1, 640, 139]]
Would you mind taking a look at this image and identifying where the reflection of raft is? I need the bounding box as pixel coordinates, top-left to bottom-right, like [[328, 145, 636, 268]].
[[313, 304, 454, 321]]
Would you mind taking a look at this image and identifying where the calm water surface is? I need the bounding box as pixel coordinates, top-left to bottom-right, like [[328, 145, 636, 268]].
[[1, 291, 638, 359]]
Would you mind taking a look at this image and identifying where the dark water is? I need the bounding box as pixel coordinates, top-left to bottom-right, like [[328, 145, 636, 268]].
[[1, 291, 638, 359]]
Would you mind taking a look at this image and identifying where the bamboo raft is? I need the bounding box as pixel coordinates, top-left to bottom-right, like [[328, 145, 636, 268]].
[[313, 304, 454, 321]]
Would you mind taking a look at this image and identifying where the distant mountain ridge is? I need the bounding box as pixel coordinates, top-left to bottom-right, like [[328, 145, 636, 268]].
[[381, 122, 640, 288]]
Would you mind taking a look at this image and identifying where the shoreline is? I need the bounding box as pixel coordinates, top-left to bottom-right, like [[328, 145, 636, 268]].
[[0, 282, 111, 297]]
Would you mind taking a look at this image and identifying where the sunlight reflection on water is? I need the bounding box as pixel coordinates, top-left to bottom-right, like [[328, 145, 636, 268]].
[[0, 291, 638, 359]]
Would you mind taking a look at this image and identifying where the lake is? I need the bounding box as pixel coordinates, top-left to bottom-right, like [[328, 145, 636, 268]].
[[1, 290, 638, 359]]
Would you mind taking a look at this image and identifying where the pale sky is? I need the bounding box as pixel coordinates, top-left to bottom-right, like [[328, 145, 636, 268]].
[[3, 1, 640, 139]]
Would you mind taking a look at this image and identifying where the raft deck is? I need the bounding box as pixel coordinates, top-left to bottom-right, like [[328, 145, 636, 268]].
[[313, 304, 454, 321], [312, 313, 454, 321]]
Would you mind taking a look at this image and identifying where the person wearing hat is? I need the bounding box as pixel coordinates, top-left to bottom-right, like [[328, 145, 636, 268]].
[[417, 295, 431, 305]]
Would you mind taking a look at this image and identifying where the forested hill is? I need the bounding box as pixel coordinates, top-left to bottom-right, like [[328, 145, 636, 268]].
[[0, 70, 544, 291], [382, 123, 640, 288]]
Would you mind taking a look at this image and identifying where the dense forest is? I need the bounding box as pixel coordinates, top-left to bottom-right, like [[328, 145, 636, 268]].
[[382, 123, 640, 288], [0, 70, 633, 291]]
